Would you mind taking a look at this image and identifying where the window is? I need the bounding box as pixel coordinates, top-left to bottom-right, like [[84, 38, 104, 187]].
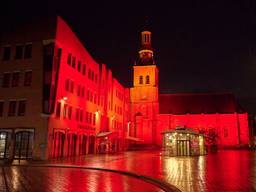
[[8, 101, 16, 116], [63, 104, 68, 119], [77, 85, 80, 96], [24, 71, 32, 86], [80, 110, 83, 122], [70, 81, 74, 93], [3, 47, 11, 61], [146, 75, 150, 84], [139, 76, 143, 84], [2, 73, 11, 88], [77, 61, 81, 72], [68, 106, 72, 119], [81, 87, 84, 98], [76, 108, 79, 121], [24, 44, 32, 59], [93, 114, 96, 125], [95, 74, 98, 84], [82, 64, 86, 76], [91, 71, 94, 81], [0, 101, 4, 117], [65, 79, 69, 91], [18, 100, 26, 116], [12, 72, 20, 87], [88, 69, 91, 79], [72, 57, 76, 68], [15, 45, 23, 59], [67, 53, 72, 65], [56, 102, 61, 118]]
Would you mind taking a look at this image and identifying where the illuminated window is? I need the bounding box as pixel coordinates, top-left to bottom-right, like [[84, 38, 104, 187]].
[[18, 100, 26, 116], [146, 75, 150, 84], [0, 101, 3, 117], [56, 102, 61, 118], [8, 101, 16, 116], [67, 53, 72, 65], [15, 45, 23, 59], [2, 73, 11, 88], [24, 71, 32, 86], [139, 76, 143, 84], [3, 46, 11, 61], [12, 72, 20, 87], [24, 43, 32, 59]]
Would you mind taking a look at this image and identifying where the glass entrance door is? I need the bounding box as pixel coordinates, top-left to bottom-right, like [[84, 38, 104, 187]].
[[177, 140, 190, 156], [0, 132, 9, 159], [14, 131, 34, 159]]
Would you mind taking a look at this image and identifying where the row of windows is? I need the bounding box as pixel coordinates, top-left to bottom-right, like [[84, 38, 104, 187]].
[[67, 53, 98, 84], [2, 71, 32, 88], [65, 79, 86, 98], [114, 105, 123, 115], [56, 102, 96, 125], [139, 75, 150, 84], [112, 120, 122, 129], [115, 90, 123, 101], [0, 100, 26, 117], [2, 44, 32, 61]]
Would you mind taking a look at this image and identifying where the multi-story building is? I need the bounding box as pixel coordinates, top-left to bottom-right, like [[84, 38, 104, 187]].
[[0, 17, 129, 160], [0, 16, 249, 161]]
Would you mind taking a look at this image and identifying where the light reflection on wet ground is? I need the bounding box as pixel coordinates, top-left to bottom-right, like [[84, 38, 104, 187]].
[[0, 166, 164, 192], [48, 150, 256, 192]]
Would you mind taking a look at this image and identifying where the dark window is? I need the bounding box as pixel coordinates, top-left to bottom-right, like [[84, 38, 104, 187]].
[[91, 71, 94, 81], [24, 44, 32, 59], [93, 114, 96, 125], [24, 71, 32, 86], [88, 69, 91, 79], [2, 73, 11, 88], [12, 72, 20, 87], [68, 106, 72, 119], [63, 104, 68, 119], [77, 85, 80, 96], [95, 74, 98, 84], [82, 64, 86, 75], [77, 61, 81, 72], [8, 101, 16, 116], [76, 108, 79, 121], [56, 102, 61, 118], [139, 76, 143, 84], [70, 81, 74, 93], [3, 47, 11, 61], [15, 45, 23, 59], [0, 102, 4, 117], [65, 79, 69, 91], [72, 57, 76, 68], [146, 75, 150, 84], [18, 100, 26, 116], [67, 53, 72, 65], [81, 87, 84, 98], [80, 110, 83, 122]]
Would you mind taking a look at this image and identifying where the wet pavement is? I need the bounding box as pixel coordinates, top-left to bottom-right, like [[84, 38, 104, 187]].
[[1, 150, 256, 192], [46, 150, 256, 192], [0, 166, 165, 192]]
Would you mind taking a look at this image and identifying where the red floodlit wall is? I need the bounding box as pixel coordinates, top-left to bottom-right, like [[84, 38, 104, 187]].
[[47, 17, 128, 158], [157, 112, 249, 147]]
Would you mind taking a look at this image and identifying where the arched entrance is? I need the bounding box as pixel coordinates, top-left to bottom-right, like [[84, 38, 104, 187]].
[[14, 131, 34, 159]]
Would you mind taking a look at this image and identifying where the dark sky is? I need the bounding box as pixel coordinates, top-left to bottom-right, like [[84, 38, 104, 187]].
[[1, 0, 256, 113]]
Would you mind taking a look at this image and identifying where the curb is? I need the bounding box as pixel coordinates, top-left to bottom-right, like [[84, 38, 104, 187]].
[[10, 164, 182, 192]]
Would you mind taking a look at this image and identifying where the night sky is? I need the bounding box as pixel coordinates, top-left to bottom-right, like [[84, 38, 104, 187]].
[[1, 0, 256, 113]]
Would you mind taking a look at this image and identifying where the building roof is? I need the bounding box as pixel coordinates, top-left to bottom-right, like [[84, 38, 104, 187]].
[[159, 93, 245, 114]]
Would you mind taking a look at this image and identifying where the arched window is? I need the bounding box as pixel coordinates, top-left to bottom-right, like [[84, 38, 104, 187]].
[[139, 75, 143, 84], [146, 75, 150, 84]]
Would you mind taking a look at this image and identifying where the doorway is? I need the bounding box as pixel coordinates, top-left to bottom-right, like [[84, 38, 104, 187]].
[[177, 140, 190, 156], [14, 131, 34, 159], [53, 132, 65, 158], [0, 132, 10, 159]]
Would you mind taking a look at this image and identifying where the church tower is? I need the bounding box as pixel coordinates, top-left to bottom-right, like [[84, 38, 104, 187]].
[[130, 30, 159, 145]]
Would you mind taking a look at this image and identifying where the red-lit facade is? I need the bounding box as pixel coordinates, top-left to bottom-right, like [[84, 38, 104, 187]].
[[129, 29, 249, 148], [0, 16, 249, 161]]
